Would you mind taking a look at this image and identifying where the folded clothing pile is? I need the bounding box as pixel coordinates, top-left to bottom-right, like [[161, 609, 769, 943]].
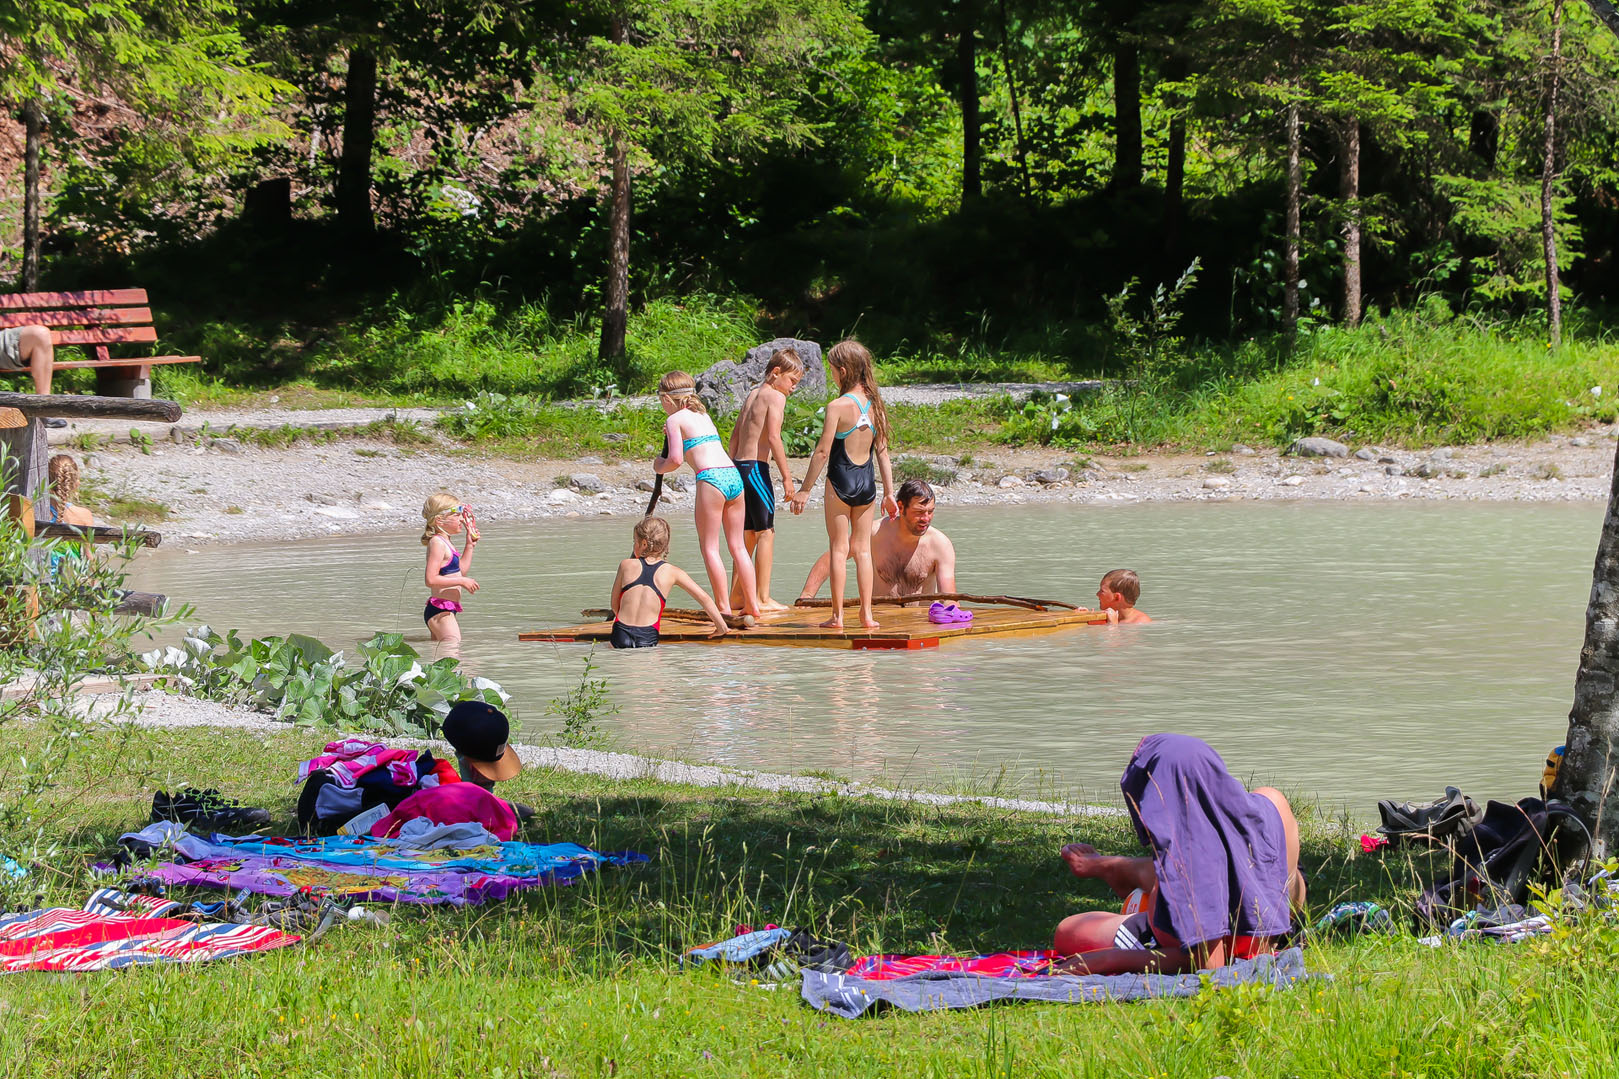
[[297, 740, 461, 836]]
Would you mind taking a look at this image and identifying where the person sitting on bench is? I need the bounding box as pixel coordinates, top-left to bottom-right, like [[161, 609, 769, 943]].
[[0, 325, 65, 426]]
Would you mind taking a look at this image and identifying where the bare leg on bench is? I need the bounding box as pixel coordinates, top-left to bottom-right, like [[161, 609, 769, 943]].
[[17, 326, 52, 396]]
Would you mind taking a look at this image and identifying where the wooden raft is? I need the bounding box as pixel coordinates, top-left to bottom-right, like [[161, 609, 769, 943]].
[[520, 600, 1108, 651]]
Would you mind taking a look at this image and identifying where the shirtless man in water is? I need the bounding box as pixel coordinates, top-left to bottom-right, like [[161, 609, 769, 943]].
[[797, 478, 957, 599]]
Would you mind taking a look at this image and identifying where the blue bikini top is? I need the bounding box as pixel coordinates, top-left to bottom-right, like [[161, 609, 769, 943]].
[[682, 433, 721, 451]]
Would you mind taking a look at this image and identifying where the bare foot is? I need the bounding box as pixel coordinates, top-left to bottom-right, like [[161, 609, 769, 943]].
[[818, 617, 844, 630], [1060, 842, 1101, 877], [859, 615, 880, 629], [760, 599, 789, 613]]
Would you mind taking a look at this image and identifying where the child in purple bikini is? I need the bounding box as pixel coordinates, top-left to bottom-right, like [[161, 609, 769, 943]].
[[421, 493, 480, 645]]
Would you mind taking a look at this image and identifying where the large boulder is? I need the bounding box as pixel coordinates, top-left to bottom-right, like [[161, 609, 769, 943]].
[[695, 337, 826, 414]]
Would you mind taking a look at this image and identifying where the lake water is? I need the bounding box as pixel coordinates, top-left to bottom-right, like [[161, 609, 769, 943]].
[[126, 501, 1602, 811]]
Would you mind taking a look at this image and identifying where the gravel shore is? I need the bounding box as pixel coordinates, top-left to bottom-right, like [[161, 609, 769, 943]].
[[44, 401, 1619, 547], [124, 688, 1117, 818]]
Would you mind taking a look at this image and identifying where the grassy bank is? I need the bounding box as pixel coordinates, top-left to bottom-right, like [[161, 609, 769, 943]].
[[87, 303, 1616, 455], [0, 721, 1611, 1077]]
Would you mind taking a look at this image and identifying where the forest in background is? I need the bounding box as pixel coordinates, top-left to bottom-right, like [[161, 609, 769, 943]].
[[2, 0, 1618, 402]]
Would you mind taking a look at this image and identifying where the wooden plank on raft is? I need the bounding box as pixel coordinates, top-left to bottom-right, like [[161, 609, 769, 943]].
[[0, 289, 149, 309], [520, 602, 1108, 649]]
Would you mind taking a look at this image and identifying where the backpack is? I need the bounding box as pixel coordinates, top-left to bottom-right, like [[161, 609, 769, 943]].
[[1415, 796, 1592, 926]]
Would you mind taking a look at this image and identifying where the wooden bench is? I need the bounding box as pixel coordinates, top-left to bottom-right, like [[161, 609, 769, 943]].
[[0, 288, 201, 399]]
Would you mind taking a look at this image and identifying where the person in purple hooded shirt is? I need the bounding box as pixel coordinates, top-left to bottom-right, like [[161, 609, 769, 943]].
[[1052, 733, 1306, 974]]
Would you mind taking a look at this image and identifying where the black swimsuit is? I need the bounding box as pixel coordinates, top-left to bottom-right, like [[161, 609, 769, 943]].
[[826, 394, 876, 507], [611, 557, 666, 649]]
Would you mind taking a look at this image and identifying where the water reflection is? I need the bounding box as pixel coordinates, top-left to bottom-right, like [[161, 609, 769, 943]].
[[127, 500, 1603, 808]]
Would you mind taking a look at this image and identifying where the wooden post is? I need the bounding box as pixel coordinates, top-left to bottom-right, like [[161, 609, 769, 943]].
[[0, 407, 44, 501]]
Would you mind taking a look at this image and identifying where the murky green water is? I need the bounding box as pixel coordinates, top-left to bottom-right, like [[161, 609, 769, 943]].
[[127, 501, 1601, 809]]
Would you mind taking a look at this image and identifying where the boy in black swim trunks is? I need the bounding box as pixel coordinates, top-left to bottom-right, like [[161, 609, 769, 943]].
[[726, 349, 804, 612]]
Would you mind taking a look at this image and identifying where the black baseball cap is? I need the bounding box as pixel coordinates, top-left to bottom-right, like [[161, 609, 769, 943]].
[[442, 700, 522, 783]]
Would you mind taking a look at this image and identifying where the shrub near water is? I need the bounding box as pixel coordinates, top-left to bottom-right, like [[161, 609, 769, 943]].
[[141, 626, 507, 734]]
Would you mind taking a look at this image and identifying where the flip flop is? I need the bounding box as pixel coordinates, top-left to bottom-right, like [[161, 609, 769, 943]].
[[928, 601, 973, 625]]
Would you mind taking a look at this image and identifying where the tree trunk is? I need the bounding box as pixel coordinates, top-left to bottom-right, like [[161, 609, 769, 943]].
[[598, 16, 631, 363], [1468, 108, 1499, 171], [959, 13, 981, 203], [1542, 0, 1564, 349], [598, 134, 631, 362], [1557, 434, 1619, 854], [337, 45, 378, 235], [996, 0, 1031, 199], [1164, 58, 1188, 261], [1283, 97, 1301, 340], [1341, 118, 1363, 328], [1580, 0, 1619, 40], [1112, 40, 1142, 190], [21, 100, 43, 292]]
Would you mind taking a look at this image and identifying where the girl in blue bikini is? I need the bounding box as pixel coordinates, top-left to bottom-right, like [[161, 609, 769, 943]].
[[653, 370, 762, 619]]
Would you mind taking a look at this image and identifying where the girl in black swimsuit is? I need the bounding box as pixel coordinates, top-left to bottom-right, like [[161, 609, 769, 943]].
[[789, 340, 896, 631], [609, 516, 730, 647]]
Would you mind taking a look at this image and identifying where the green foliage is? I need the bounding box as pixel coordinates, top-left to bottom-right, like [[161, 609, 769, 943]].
[[892, 455, 958, 487], [545, 651, 617, 750], [1437, 175, 1582, 306], [139, 626, 507, 736], [0, 452, 182, 897]]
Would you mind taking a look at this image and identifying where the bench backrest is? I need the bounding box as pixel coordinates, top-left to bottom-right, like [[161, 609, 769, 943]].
[[0, 289, 157, 349]]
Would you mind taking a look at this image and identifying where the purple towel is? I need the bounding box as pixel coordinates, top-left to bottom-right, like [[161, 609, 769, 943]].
[[1120, 734, 1291, 948]]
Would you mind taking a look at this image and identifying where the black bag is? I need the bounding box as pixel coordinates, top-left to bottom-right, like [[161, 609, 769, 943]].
[[1415, 797, 1592, 926]]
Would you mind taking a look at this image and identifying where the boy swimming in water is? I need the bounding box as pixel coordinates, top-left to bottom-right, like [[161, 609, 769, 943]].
[[727, 348, 804, 611], [1097, 569, 1151, 624]]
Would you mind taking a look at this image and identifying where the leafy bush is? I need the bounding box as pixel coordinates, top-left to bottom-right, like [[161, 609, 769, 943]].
[[546, 651, 616, 750], [0, 458, 183, 896], [141, 626, 507, 736]]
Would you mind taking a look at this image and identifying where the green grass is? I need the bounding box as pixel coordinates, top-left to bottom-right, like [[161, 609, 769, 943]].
[[74, 477, 170, 524], [22, 303, 1619, 457], [0, 721, 1611, 1077]]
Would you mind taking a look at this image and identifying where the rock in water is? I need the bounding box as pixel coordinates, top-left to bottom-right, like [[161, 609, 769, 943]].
[[695, 338, 826, 414], [1288, 437, 1350, 458]]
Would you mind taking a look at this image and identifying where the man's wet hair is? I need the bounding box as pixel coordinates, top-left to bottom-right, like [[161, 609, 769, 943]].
[[898, 478, 935, 507]]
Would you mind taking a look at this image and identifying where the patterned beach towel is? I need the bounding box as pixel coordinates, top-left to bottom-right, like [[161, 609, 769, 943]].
[[137, 837, 648, 906], [847, 951, 1060, 980], [0, 889, 300, 973], [803, 947, 1316, 1018]]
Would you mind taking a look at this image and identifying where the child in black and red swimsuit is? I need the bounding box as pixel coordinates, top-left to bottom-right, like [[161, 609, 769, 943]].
[[609, 516, 728, 648], [421, 493, 479, 645]]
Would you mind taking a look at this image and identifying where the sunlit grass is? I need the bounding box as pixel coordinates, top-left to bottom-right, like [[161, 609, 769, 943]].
[[0, 722, 1608, 1078]]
